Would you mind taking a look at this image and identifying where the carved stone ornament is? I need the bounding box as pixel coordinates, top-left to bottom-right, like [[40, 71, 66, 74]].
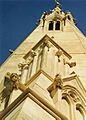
[[55, 49, 63, 58], [55, 49, 63, 62], [18, 62, 29, 71], [48, 74, 63, 98], [54, 74, 63, 89], [65, 61, 76, 68], [29, 50, 36, 57], [55, 0, 61, 7], [63, 89, 80, 103], [40, 40, 51, 51], [43, 40, 51, 50], [18, 63, 25, 71], [69, 91, 80, 103], [0, 72, 20, 109]]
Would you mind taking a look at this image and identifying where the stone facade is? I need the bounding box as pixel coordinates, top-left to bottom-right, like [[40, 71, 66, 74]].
[[0, 1, 86, 120]]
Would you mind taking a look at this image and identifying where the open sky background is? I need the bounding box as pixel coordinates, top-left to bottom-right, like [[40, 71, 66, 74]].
[[0, 0, 86, 65]]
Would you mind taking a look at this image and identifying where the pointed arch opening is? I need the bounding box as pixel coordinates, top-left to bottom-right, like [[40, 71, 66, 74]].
[[48, 21, 53, 30], [63, 86, 86, 120], [55, 21, 60, 30]]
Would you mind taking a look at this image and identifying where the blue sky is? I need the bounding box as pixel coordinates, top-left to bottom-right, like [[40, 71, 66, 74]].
[[0, 0, 86, 65]]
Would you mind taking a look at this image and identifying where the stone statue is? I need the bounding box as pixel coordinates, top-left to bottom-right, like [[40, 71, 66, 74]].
[[53, 74, 63, 89], [48, 74, 63, 92], [0, 72, 19, 109], [48, 74, 63, 98], [41, 12, 48, 27]]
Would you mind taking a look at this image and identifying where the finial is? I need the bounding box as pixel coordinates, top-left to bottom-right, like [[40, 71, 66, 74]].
[[54, 0, 61, 7]]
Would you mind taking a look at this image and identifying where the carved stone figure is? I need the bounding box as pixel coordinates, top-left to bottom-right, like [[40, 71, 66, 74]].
[[48, 74, 63, 92], [0, 72, 19, 109], [54, 74, 63, 89], [48, 74, 63, 98], [41, 12, 48, 27]]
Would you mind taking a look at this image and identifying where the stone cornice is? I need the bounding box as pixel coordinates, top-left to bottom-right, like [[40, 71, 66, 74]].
[[0, 86, 68, 120], [25, 69, 53, 86], [63, 74, 77, 82], [24, 69, 86, 98]]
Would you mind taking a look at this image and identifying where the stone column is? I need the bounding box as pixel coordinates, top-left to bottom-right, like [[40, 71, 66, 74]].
[[25, 50, 36, 79], [20, 64, 29, 84], [54, 55, 59, 76], [55, 49, 64, 76], [84, 113, 86, 120], [47, 47, 55, 76], [41, 40, 50, 70], [25, 61, 32, 81], [41, 46, 48, 70], [58, 56, 65, 77], [53, 21, 56, 30], [70, 102, 76, 120], [31, 53, 38, 77]]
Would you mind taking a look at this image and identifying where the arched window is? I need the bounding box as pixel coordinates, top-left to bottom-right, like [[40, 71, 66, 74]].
[[49, 21, 53, 30], [55, 21, 60, 30]]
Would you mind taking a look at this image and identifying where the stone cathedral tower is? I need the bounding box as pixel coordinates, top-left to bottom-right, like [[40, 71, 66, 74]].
[[0, 1, 86, 120]]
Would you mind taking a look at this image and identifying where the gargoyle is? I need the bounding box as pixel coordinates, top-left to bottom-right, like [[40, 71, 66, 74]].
[[0, 72, 19, 109], [48, 74, 63, 98]]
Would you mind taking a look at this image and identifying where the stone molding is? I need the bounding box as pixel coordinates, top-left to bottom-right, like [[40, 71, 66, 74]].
[[0, 82, 68, 120], [23, 35, 72, 60]]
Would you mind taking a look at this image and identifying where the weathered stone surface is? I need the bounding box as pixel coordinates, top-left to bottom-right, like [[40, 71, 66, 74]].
[[0, 2, 86, 120]]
